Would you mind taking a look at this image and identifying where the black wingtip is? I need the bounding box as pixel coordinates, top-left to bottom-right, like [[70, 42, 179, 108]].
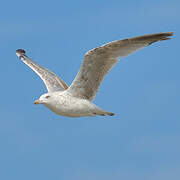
[[16, 49, 26, 54], [167, 32, 174, 36]]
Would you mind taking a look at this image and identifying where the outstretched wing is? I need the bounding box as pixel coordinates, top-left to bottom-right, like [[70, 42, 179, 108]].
[[68, 32, 173, 101], [16, 49, 68, 92]]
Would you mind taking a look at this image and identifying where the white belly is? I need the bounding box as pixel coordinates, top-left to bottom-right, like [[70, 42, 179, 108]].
[[44, 94, 97, 117]]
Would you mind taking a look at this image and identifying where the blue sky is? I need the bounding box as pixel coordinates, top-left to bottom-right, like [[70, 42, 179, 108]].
[[0, 0, 180, 179]]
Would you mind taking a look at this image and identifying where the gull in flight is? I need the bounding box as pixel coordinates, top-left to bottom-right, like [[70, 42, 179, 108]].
[[16, 32, 173, 117]]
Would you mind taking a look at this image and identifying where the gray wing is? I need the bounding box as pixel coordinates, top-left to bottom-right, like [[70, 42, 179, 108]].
[[16, 49, 68, 92], [68, 32, 173, 101]]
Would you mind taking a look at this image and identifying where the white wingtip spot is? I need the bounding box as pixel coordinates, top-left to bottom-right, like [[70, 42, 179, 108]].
[[16, 52, 21, 58]]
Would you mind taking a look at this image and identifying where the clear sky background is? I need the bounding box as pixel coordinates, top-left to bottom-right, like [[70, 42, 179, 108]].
[[0, 0, 179, 179]]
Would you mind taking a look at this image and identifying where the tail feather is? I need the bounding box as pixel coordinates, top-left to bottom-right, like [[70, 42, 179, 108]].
[[105, 111, 115, 116], [92, 111, 115, 116], [92, 104, 115, 117]]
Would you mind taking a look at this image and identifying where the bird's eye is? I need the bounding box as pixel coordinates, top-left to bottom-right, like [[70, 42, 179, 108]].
[[45, 95, 50, 99]]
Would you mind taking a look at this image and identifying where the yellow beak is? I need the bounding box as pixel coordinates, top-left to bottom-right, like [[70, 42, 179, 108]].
[[34, 100, 42, 105]]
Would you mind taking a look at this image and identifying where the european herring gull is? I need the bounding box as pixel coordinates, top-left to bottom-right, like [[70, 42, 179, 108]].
[[16, 32, 173, 117]]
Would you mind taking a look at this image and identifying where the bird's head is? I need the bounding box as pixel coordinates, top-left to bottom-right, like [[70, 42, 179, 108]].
[[34, 93, 52, 105]]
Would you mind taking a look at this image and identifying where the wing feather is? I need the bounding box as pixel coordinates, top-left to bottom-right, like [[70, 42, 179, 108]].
[[16, 49, 68, 92], [68, 32, 173, 101]]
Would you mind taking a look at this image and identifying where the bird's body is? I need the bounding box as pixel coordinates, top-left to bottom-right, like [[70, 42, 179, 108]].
[[41, 91, 113, 117], [16, 32, 173, 117]]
